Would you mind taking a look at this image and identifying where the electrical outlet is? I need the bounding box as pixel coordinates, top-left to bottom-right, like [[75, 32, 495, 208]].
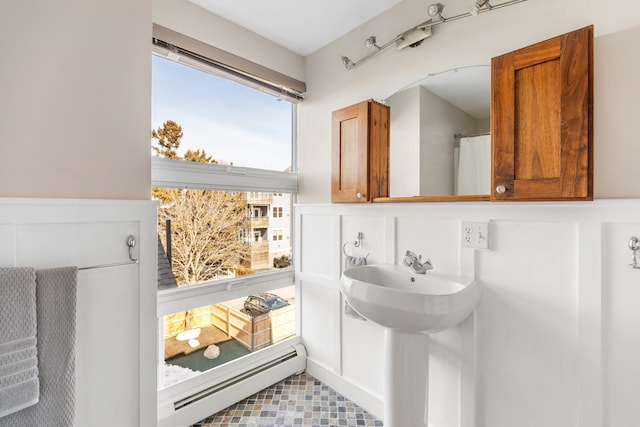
[[461, 221, 489, 249]]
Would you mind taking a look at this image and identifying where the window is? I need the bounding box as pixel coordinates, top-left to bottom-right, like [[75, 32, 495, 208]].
[[152, 26, 301, 389], [162, 285, 295, 388], [152, 57, 296, 286]]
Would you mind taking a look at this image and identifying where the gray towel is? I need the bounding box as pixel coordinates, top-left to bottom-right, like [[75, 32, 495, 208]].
[[1, 267, 77, 427], [0, 267, 39, 418], [344, 254, 368, 269]]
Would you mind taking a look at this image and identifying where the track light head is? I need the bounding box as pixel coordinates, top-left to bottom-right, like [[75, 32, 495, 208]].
[[427, 3, 445, 20], [341, 56, 355, 70], [364, 36, 378, 49], [470, 0, 492, 16]]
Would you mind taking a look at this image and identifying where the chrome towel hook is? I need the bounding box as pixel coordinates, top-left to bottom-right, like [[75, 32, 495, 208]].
[[127, 235, 139, 263], [342, 232, 368, 257], [628, 236, 640, 269]]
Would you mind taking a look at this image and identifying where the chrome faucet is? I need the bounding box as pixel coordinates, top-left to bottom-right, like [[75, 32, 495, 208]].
[[402, 250, 433, 274]]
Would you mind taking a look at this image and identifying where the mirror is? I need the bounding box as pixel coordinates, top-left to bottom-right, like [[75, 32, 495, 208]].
[[383, 65, 491, 199]]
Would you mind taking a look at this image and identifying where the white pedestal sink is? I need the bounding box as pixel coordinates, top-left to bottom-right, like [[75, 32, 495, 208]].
[[340, 264, 481, 427]]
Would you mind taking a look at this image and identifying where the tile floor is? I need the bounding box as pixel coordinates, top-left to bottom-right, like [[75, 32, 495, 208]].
[[192, 372, 383, 427]]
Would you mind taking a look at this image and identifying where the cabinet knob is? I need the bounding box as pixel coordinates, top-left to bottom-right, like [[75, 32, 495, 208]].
[[496, 185, 507, 194], [356, 192, 363, 199]]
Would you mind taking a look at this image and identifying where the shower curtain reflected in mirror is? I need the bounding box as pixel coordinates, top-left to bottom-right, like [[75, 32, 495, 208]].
[[454, 134, 491, 195]]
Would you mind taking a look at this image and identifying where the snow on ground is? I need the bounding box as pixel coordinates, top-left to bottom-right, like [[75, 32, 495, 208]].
[[163, 363, 199, 387]]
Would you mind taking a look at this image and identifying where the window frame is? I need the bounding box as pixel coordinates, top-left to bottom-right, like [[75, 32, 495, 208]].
[[151, 158, 297, 194], [272, 228, 284, 241], [272, 206, 283, 218], [153, 30, 303, 418], [152, 43, 299, 313]]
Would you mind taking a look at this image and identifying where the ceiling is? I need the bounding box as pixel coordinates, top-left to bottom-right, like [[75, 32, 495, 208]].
[[188, 0, 490, 117], [190, 0, 404, 56]]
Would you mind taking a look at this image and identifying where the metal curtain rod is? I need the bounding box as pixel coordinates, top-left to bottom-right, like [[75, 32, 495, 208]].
[[454, 132, 491, 139], [78, 235, 139, 271]]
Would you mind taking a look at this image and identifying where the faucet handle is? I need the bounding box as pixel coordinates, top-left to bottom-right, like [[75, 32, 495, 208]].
[[402, 250, 414, 266]]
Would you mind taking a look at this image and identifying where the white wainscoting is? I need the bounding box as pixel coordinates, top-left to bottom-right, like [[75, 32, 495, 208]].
[[296, 200, 640, 427], [0, 198, 157, 426]]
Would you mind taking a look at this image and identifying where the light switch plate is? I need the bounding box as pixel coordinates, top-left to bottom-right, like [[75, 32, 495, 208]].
[[461, 221, 489, 249]]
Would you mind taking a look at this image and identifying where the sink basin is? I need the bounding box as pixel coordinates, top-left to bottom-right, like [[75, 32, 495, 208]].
[[340, 263, 481, 333]]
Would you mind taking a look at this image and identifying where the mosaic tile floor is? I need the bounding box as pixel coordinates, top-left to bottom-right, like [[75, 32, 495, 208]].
[[192, 372, 383, 427]]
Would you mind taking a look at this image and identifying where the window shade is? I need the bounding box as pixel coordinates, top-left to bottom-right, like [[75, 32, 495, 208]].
[[152, 24, 306, 103]]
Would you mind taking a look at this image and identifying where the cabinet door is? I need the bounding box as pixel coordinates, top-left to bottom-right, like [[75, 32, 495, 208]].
[[332, 101, 370, 202], [491, 25, 593, 201]]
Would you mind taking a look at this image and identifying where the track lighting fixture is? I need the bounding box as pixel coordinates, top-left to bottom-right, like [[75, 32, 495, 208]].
[[339, 0, 527, 70], [397, 25, 433, 49]]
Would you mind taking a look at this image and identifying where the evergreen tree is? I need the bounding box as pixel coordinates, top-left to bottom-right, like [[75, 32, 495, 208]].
[[151, 120, 183, 159]]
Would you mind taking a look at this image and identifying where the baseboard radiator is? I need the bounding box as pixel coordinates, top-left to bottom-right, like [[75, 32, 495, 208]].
[[158, 343, 307, 426]]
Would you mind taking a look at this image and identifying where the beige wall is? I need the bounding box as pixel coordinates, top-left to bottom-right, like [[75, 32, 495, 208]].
[[298, 0, 640, 203], [0, 0, 152, 199], [593, 26, 640, 197], [3, 0, 638, 201], [0, 0, 304, 200]]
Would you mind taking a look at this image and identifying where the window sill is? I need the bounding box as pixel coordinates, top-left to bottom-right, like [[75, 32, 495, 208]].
[[158, 268, 294, 316]]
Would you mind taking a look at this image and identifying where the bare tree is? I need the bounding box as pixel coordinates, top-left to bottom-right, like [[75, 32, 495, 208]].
[[153, 120, 251, 286], [158, 189, 247, 285]]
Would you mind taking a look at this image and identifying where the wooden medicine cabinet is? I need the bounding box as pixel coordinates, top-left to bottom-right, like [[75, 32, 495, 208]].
[[331, 99, 390, 203], [491, 25, 594, 201]]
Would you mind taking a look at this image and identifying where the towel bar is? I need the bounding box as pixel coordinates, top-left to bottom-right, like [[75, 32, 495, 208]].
[[78, 235, 139, 271]]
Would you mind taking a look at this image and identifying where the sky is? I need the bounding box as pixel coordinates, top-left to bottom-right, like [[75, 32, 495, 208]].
[[151, 55, 293, 171]]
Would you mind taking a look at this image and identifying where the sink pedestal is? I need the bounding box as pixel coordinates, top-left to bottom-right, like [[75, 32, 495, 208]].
[[384, 329, 430, 427], [340, 264, 481, 427]]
